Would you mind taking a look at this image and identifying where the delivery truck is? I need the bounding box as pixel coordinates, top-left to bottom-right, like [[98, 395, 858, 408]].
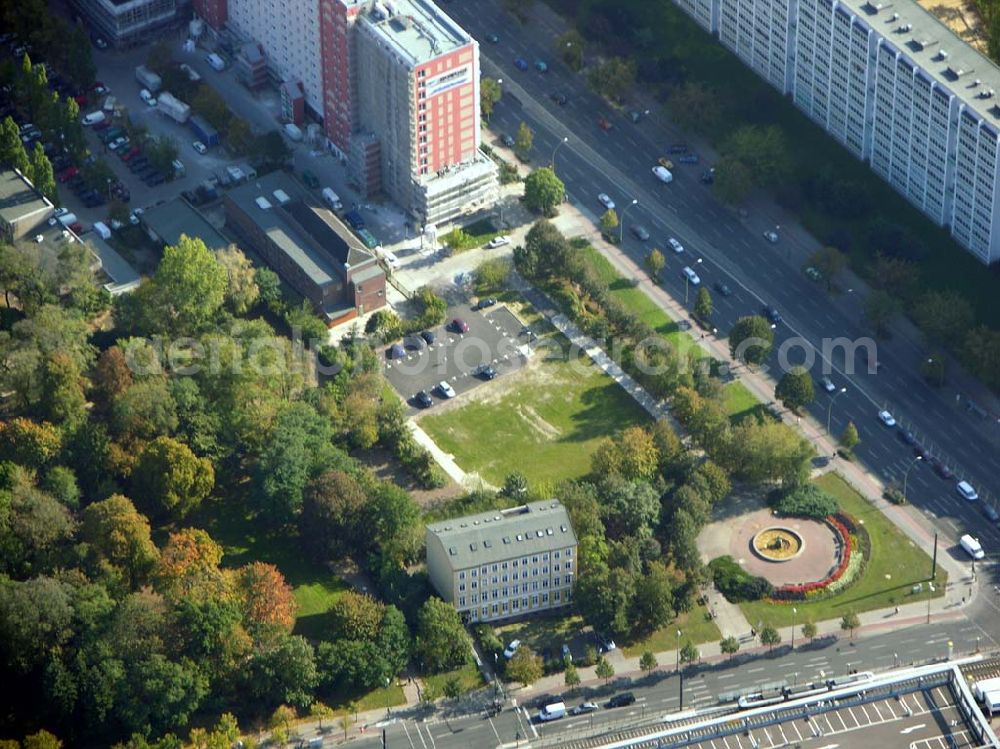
[[134, 65, 162, 94], [189, 115, 220, 147]]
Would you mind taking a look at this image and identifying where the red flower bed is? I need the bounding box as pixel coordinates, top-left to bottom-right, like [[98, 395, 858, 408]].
[[770, 516, 852, 601]]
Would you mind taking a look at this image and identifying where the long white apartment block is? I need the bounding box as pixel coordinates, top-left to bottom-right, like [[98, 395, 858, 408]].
[[674, 0, 1000, 263]]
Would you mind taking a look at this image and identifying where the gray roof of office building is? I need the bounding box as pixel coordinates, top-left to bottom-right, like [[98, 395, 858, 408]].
[[360, 0, 470, 66], [427, 501, 577, 570], [853, 0, 1000, 124], [142, 199, 230, 251], [227, 174, 343, 289], [0, 169, 51, 228], [282, 200, 373, 267]]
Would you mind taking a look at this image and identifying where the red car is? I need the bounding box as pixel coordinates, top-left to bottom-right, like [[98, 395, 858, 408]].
[[73, 94, 88, 107], [92, 119, 110, 131], [57, 166, 78, 183], [121, 146, 141, 161], [598, 116, 613, 132], [68, 222, 83, 234]]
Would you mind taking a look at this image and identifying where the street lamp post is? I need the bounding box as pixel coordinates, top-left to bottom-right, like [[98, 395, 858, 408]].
[[619, 198, 638, 244], [385, 677, 391, 717], [684, 258, 703, 304], [551, 136, 568, 171], [827, 387, 847, 434], [676, 629, 683, 709], [903, 455, 923, 502], [791, 607, 797, 648]]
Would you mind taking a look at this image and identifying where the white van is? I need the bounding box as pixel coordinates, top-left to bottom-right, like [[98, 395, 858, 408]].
[[92, 221, 111, 240], [82, 111, 106, 126], [206, 53, 225, 71], [652, 165, 673, 183], [322, 187, 343, 211], [960, 534, 985, 560], [536, 701, 566, 722]]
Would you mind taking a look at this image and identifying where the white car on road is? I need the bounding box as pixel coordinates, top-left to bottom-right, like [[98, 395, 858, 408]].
[[877, 409, 896, 427], [598, 193, 615, 211], [487, 235, 511, 248], [682, 266, 701, 285], [668, 237, 684, 254], [652, 165, 673, 183], [192, 140, 207, 154]]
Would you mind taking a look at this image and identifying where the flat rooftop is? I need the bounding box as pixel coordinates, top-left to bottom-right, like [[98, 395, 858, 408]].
[[597, 663, 999, 749], [141, 198, 229, 252], [851, 0, 1000, 127], [0, 169, 51, 231], [360, 0, 470, 66]]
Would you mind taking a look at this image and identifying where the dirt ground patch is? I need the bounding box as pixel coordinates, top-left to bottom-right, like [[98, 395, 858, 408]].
[[352, 446, 464, 506]]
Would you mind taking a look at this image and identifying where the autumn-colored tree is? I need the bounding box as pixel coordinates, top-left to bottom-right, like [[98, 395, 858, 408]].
[[0, 417, 62, 468], [154, 527, 229, 601], [22, 730, 62, 749], [91, 345, 133, 409], [80, 494, 160, 590], [216, 245, 260, 315], [132, 436, 215, 519], [38, 351, 87, 425], [591, 426, 659, 482], [327, 590, 385, 642], [235, 561, 296, 636]]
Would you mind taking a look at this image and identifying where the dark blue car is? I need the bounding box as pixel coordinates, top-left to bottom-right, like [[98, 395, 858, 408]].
[[345, 210, 365, 230], [514, 58, 529, 71]]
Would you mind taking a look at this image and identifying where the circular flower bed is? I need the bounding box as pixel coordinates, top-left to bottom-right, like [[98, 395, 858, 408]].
[[769, 513, 863, 602]]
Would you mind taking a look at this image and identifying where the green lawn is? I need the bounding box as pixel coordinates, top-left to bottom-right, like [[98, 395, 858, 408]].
[[444, 218, 498, 251], [187, 498, 347, 638], [420, 335, 650, 487], [740, 473, 946, 628], [495, 613, 588, 657], [423, 663, 485, 697], [622, 603, 722, 657], [348, 683, 407, 713], [723, 381, 765, 421]]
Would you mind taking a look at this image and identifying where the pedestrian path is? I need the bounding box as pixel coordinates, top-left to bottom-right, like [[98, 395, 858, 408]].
[[408, 421, 496, 491]]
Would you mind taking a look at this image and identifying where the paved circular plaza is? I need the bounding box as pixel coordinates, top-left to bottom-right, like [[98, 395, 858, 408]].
[[732, 508, 842, 586]]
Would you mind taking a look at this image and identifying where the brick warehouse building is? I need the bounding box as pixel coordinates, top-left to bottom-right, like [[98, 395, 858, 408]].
[[224, 172, 385, 325]]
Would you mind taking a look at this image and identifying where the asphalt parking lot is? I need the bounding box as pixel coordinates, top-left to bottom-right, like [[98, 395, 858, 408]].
[[383, 303, 528, 410]]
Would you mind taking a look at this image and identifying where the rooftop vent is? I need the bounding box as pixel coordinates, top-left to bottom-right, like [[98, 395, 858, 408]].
[[448, 546, 457, 556], [890, 12, 898, 20], [946, 65, 970, 78], [896, 23, 911, 32], [254, 196, 272, 210], [516, 534, 523, 541], [503, 537, 511, 544], [473, 520, 480, 526], [560, 525, 568, 532], [484, 540, 493, 548], [546, 528, 554, 535], [937, 50, 948, 61], [536, 530, 544, 538], [980, 89, 995, 99], [469, 542, 478, 552]]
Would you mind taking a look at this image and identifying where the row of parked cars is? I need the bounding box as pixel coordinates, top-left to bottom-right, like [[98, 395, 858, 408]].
[[91, 123, 167, 187]]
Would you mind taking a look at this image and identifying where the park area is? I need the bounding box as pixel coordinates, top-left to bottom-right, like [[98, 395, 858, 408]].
[[419, 332, 650, 487], [739, 473, 947, 629]]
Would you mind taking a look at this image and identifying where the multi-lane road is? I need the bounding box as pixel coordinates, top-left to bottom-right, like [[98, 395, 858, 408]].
[[339, 620, 988, 749], [445, 0, 1000, 576]]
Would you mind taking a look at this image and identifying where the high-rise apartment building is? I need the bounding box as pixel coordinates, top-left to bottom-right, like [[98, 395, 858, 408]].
[[672, 0, 1000, 264], [224, 0, 324, 118], [425, 502, 578, 624], [194, 0, 497, 226]]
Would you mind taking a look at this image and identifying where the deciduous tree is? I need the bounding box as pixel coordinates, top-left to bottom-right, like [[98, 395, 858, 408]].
[[720, 636, 740, 658], [80, 494, 159, 590], [775, 367, 815, 412], [414, 598, 472, 673], [132, 437, 214, 520], [760, 625, 781, 650], [802, 621, 817, 641], [668, 82, 723, 133], [839, 421, 860, 451], [639, 650, 658, 674], [728, 315, 775, 366], [149, 235, 227, 334], [299, 470, 370, 560], [840, 612, 860, 638], [480, 78, 502, 120], [522, 167, 564, 217], [506, 646, 542, 687], [646, 248, 665, 281], [679, 641, 699, 665], [863, 290, 901, 339], [216, 246, 260, 315], [236, 562, 296, 636], [515, 122, 534, 159], [595, 656, 615, 683]]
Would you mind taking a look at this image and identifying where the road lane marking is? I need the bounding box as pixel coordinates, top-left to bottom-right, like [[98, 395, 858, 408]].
[[901, 724, 926, 734]]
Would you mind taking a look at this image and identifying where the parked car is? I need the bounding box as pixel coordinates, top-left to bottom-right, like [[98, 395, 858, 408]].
[[450, 318, 469, 334], [485, 33, 500, 43], [819, 376, 837, 393], [500, 133, 515, 148], [487, 235, 511, 248], [570, 702, 599, 715], [414, 390, 433, 409], [419, 330, 436, 345], [476, 364, 498, 380], [437, 381, 456, 399], [668, 143, 689, 154], [607, 693, 636, 708], [658, 157, 675, 169], [957, 480, 979, 501], [598, 192, 615, 210], [475, 297, 497, 310], [386, 343, 405, 359], [596, 633, 616, 653], [301, 170, 320, 188], [503, 640, 521, 659], [878, 409, 897, 428], [763, 230, 780, 243], [192, 140, 207, 154], [668, 237, 684, 253], [534, 59, 548, 72], [514, 58, 529, 71], [550, 92, 568, 106], [677, 153, 700, 164], [932, 459, 955, 480]]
